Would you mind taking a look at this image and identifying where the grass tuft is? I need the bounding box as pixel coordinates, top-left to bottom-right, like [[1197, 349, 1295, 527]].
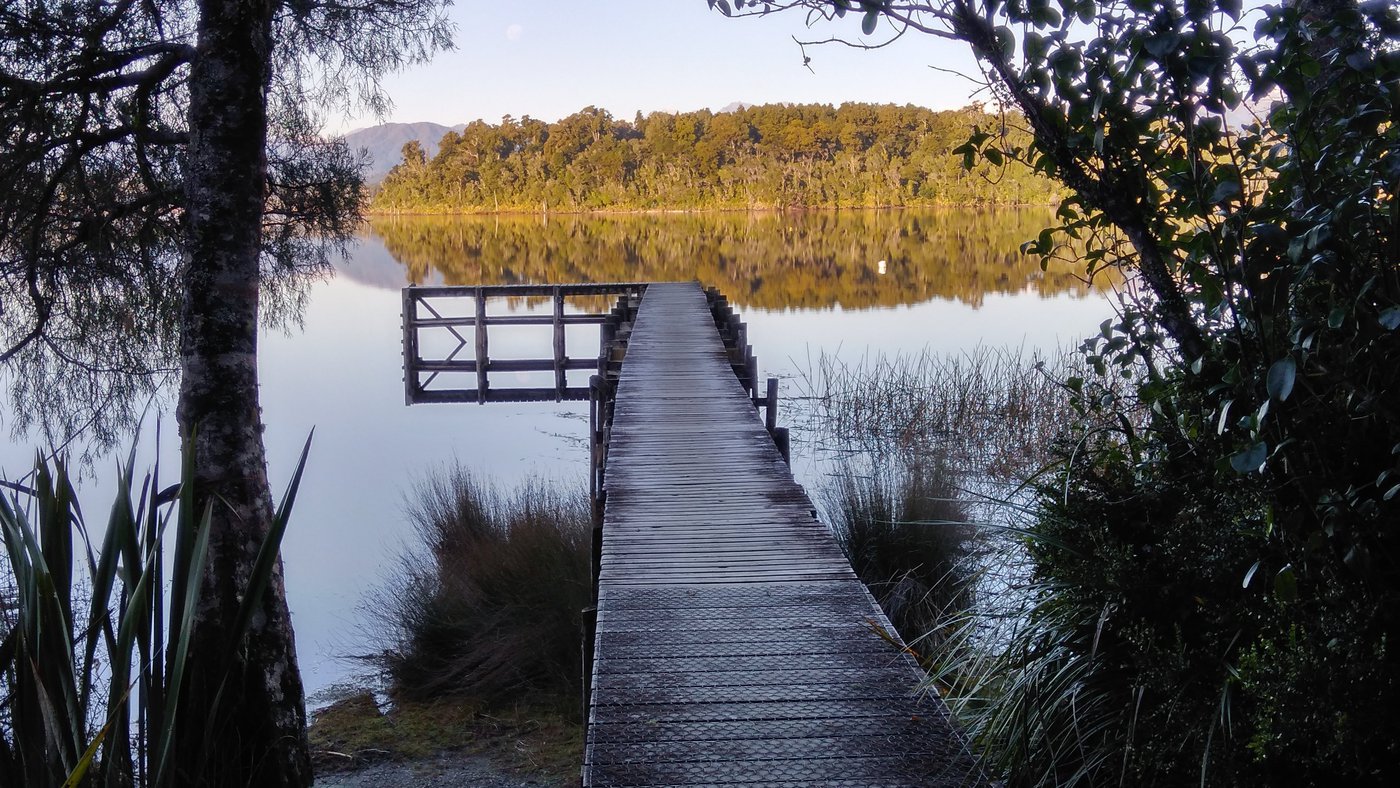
[[821, 458, 973, 657], [367, 467, 591, 713]]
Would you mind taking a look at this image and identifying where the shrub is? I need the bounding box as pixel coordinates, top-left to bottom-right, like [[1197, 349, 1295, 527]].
[[370, 468, 591, 711]]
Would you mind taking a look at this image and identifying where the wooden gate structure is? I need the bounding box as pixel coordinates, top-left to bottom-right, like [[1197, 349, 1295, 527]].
[[401, 281, 983, 787]]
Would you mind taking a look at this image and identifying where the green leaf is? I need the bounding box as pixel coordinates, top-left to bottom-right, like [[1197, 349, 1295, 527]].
[[1379, 306, 1400, 330], [1266, 357, 1296, 401], [1274, 564, 1297, 602], [1144, 32, 1180, 59], [1242, 559, 1261, 589], [1230, 442, 1267, 473], [983, 147, 1004, 166], [226, 432, 314, 655], [862, 9, 879, 35], [1209, 179, 1241, 204], [1216, 399, 1234, 435], [994, 26, 1015, 59]]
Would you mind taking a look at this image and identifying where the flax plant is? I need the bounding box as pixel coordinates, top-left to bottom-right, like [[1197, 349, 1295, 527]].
[[0, 434, 310, 787]]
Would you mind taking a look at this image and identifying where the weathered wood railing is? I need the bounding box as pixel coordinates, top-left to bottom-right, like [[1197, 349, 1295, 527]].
[[401, 283, 646, 404], [704, 286, 790, 464]]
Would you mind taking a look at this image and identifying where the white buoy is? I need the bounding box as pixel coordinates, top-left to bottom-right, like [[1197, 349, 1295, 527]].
[[877, 259, 887, 275]]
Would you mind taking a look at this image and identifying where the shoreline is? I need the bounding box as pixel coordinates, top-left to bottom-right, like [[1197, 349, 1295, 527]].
[[363, 202, 1060, 219]]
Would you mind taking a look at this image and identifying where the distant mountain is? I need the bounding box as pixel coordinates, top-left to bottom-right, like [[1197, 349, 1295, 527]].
[[718, 101, 752, 113], [342, 122, 462, 184]]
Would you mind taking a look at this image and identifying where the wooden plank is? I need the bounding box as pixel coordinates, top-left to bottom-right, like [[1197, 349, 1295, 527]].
[[585, 282, 982, 787], [401, 288, 419, 405], [554, 286, 566, 399], [409, 282, 646, 298], [411, 387, 590, 404], [413, 313, 611, 328], [414, 358, 598, 373], [473, 287, 488, 402]]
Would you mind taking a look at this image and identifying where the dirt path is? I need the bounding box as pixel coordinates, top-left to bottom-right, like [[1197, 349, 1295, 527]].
[[314, 752, 569, 788]]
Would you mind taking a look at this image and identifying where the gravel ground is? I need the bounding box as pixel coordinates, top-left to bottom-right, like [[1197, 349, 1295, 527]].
[[314, 752, 569, 787]]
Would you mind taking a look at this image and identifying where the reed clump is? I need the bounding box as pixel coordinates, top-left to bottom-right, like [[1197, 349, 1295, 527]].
[[369, 468, 590, 712], [798, 346, 1081, 487], [821, 457, 974, 657]]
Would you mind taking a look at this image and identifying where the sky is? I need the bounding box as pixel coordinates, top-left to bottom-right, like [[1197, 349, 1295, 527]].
[[332, 0, 984, 133]]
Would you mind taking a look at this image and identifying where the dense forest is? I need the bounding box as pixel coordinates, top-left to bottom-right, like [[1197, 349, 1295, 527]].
[[371, 103, 1064, 212], [368, 209, 1108, 310]]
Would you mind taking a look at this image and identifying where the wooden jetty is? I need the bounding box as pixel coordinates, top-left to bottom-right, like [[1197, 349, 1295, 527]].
[[585, 283, 980, 786], [402, 280, 983, 786]]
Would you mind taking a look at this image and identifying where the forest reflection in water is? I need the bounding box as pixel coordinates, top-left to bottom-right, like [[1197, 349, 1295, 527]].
[[368, 207, 1110, 311], [0, 207, 1120, 701]]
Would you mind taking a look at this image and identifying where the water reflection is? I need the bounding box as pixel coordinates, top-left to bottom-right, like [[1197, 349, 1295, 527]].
[[1, 209, 1117, 702], [367, 209, 1105, 310]]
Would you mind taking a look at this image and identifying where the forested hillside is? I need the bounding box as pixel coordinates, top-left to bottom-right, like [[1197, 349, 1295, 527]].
[[371, 103, 1064, 212]]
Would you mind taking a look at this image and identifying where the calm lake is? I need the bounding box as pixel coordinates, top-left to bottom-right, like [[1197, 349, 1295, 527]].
[[1, 208, 1116, 700]]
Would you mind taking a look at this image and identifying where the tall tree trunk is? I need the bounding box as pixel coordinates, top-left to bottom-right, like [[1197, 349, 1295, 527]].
[[174, 1, 312, 785]]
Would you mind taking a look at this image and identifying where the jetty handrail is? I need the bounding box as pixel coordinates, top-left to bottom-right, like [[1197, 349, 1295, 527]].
[[402, 283, 646, 404]]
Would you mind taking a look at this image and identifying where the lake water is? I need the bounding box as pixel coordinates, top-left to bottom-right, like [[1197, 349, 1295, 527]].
[[1, 208, 1117, 700]]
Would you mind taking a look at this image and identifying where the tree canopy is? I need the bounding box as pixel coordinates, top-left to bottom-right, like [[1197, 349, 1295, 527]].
[[0, 0, 450, 453], [2, 1, 452, 785], [371, 102, 1065, 212]]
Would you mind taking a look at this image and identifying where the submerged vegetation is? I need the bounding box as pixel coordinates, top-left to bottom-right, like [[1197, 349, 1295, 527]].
[[371, 102, 1065, 213], [367, 468, 591, 712]]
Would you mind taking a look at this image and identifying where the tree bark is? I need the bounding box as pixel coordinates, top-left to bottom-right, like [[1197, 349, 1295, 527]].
[[174, 1, 312, 785]]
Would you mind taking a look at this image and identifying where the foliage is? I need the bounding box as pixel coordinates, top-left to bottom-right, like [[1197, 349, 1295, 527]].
[[798, 346, 1084, 481], [371, 103, 1065, 212], [0, 0, 451, 455], [0, 436, 309, 787], [821, 458, 973, 657], [731, 0, 1400, 784], [370, 208, 1108, 309], [368, 469, 591, 713]]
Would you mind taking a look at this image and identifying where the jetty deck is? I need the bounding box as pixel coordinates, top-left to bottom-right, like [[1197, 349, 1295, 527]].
[[584, 282, 981, 786]]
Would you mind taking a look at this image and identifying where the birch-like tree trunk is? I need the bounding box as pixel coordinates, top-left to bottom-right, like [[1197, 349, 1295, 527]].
[[175, 0, 312, 784]]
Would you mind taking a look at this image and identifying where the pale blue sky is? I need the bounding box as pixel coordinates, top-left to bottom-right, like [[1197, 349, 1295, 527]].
[[335, 0, 982, 133]]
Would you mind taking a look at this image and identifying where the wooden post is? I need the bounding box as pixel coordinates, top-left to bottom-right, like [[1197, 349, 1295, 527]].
[[584, 375, 603, 728], [745, 349, 758, 399], [553, 285, 566, 401], [474, 287, 488, 403], [599, 320, 616, 379], [765, 376, 779, 432], [589, 374, 600, 504], [773, 427, 791, 465], [401, 288, 418, 405]]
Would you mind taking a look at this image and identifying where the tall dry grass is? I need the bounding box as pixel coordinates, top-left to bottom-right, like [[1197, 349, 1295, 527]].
[[821, 457, 974, 657], [369, 468, 591, 711], [798, 345, 1093, 669], [798, 346, 1076, 487]]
